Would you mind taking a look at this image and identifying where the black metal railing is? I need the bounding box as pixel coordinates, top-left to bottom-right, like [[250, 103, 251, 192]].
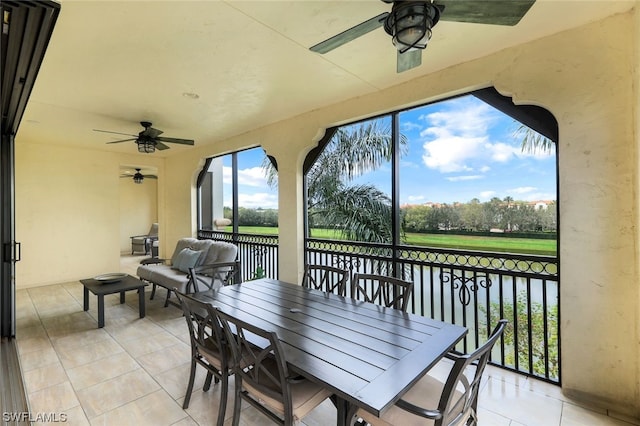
[[198, 230, 560, 383], [198, 230, 279, 282], [307, 238, 560, 383]]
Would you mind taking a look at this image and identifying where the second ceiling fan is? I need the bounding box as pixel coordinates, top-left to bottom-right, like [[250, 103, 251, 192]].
[[310, 0, 536, 73]]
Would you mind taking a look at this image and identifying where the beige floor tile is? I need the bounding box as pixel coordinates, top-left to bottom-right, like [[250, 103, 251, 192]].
[[66, 351, 140, 390], [78, 368, 160, 418], [153, 361, 209, 400], [561, 403, 638, 426], [136, 342, 191, 376], [51, 327, 111, 350], [479, 377, 563, 426], [28, 381, 80, 414], [55, 405, 91, 426], [23, 361, 68, 393], [118, 329, 183, 358], [89, 390, 187, 426], [104, 317, 165, 342], [19, 345, 60, 372], [170, 417, 199, 426], [56, 337, 124, 369], [17, 335, 53, 355], [476, 407, 512, 425]]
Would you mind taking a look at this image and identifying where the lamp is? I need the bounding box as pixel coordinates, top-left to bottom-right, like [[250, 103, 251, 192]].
[[384, 1, 440, 54], [137, 138, 156, 153], [133, 169, 144, 184]]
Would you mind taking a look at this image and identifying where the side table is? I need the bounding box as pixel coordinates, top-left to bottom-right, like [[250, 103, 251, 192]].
[[80, 275, 148, 328]]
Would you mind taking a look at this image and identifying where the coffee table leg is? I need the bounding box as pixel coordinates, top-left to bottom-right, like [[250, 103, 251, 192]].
[[138, 287, 146, 318], [120, 291, 125, 304], [97, 295, 105, 328], [83, 286, 89, 311]]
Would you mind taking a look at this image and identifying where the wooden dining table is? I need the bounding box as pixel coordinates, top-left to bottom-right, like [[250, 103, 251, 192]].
[[193, 278, 467, 426]]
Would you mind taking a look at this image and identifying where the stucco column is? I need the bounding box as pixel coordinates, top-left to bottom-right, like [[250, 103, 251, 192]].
[[263, 128, 324, 284]]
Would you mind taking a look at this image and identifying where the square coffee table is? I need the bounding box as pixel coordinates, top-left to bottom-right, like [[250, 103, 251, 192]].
[[80, 274, 148, 328]]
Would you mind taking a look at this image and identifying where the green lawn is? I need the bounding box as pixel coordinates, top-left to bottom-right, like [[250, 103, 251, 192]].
[[223, 226, 557, 256]]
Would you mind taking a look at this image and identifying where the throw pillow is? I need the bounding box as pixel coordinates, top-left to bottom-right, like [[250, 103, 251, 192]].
[[177, 248, 203, 273]]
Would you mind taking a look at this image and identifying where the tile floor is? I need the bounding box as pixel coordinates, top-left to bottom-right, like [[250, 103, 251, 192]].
[[13, 255, 640, 426]]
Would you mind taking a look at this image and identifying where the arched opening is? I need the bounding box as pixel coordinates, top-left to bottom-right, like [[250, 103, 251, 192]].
[[304, 87, 560, 383]]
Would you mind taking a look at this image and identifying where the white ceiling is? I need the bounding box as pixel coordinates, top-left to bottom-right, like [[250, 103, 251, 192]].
[[18, 0, 635, 157]]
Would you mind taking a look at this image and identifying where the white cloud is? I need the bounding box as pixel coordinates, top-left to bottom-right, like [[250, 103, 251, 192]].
[[487, 142, 521, 162], [479, 191, 496, 200], [224, 192, 278, 209], [446, 175, 483, 182], [420, 100, 500, 173], [223, 166, 269, 187], [507, 186, 537, 194], [422, 136, 484, 173]]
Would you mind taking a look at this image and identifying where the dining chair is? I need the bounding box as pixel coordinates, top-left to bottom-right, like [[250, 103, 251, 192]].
[[301, 264, 348, 296], [216, 309, 332, 426], [174, 290, 232, 426], [351, 273, 414, 312], [354, 319, 508, 426], [188, 260, 242, 292], [163, 260, 242, 308]]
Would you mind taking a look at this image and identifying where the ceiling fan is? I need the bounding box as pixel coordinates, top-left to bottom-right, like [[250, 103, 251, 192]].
[[120, 168, 157, 184], [94, 121, 195, 153], [310, 0, 536, 73]]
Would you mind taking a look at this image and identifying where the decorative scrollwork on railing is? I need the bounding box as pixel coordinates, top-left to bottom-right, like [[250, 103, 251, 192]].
[[441, 271, 492, 306], [332, 255, 361, 274]]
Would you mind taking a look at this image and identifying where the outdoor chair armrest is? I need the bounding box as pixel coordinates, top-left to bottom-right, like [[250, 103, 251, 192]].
[[395, 398, 442, 420]]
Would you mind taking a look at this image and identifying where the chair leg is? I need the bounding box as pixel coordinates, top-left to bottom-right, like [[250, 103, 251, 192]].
[[182, 359, 197, 409], [204, 371, 213, 392], [217, 374, 229, 426], [231, 381, 242, 426], [164, 289, 171, 307], [150, 284, 156, 300]]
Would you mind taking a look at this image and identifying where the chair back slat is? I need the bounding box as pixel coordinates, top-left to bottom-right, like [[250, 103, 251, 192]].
[[302, 264, 348, 296], [188, 260, 242, 293], [351, 273, 414, 311]]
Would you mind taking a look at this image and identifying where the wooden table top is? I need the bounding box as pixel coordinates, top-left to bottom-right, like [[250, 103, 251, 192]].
[[193, 278, 467, 417]]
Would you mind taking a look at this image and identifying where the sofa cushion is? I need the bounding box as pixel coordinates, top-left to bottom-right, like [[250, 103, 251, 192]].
[[200, 241, 238, 266], [137, 264, 190, 290]]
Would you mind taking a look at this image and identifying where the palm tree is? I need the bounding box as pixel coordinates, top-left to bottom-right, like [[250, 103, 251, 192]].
[[514, 123, 555, 154], [307, 120, 407, 243], [263, 120, 406, 243]]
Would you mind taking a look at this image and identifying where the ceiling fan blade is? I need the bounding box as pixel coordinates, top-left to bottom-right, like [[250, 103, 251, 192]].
[[397, 50, 422, 73], [143, 175, 158, 179], [436, 0, 535, 26], [106, 138, 137, 144], [93, 129, 137, 137], [156, 136, 195, 145], [155, 142, 171, 150], [310, 12, 389, 54], [142, 127, 163, 138]]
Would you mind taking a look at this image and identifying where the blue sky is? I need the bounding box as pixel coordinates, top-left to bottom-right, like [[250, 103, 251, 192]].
[[220, 95, 556, 209]]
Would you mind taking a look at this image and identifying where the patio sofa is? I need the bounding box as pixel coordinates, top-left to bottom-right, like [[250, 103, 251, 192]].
[[137, 237, 238, 307]]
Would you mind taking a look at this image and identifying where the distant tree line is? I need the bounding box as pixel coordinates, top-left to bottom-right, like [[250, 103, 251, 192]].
[[402, 197, 556, 233], [223, 206, 278, 227], [226, 197, 556, 234]]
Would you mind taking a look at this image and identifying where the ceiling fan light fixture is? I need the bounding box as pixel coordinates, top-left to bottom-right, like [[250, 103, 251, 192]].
[[133, 170, 144, 184], [137, 139, 156, 153], [384, 1, 439, 54]]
